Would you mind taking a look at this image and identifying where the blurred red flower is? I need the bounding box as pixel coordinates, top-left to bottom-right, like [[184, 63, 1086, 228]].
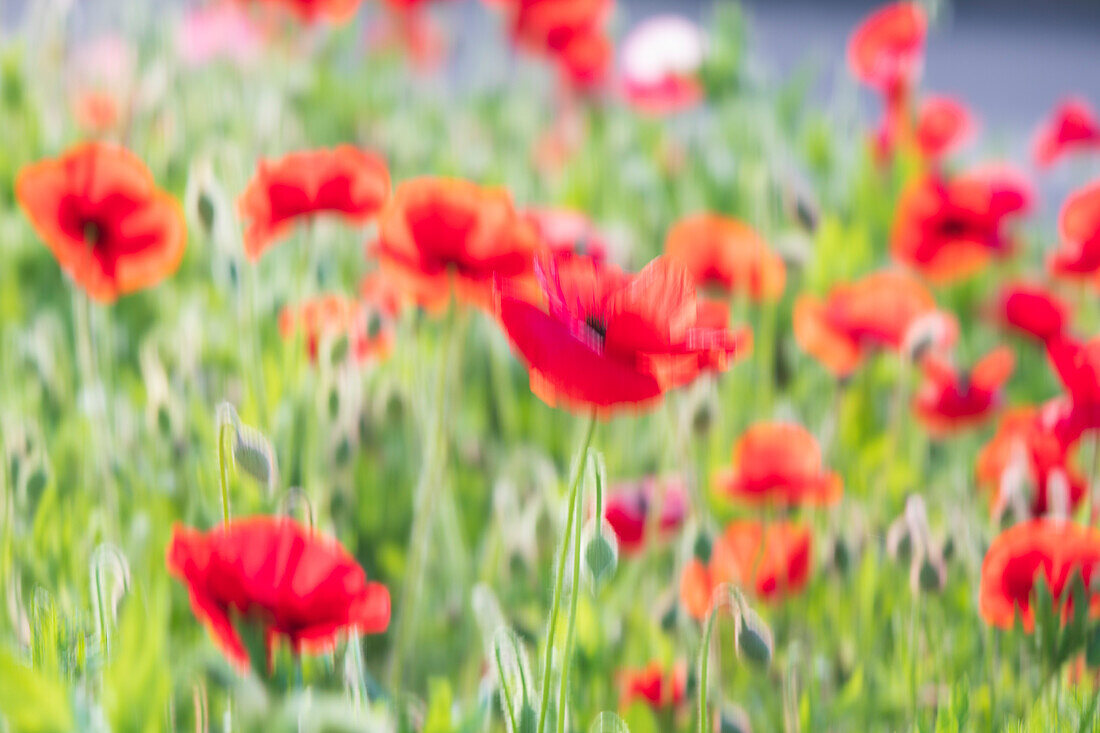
[[976, 407, 1085, 519], [373, 177, 541, 310], [239, 0, 362, 23], [891, 168, 1032, 282], [522, 207, 607, 262], [502, 0, 613, 91], [496, 255, 749, 414], [1049, 179, 1100, 281], [239, 146, 390, 261], [71, 91, 121, 136], [619, 15, 705, 116], [279, 293, 393, 364], [846, 2, 926, 99], [1033, 98, 1100, 169], [980, 519, 1100, 630], [989, 282, 1068, 343], [715, 422, 842, 507], [793, 270, 955, 378], [618, 661, 688, 710], [602, 476, 687, 555], [913, 347, 1014, 435], [664, 214, 786, 301], [167, 517, 390, 670], [16, 142, 187, 303], [915, 95, 975, 161]]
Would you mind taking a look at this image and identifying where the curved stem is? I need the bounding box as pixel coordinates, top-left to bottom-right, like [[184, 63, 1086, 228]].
[[495, 643, 519, 732], [217, 420, 234, 524], [697, 586, 741, 733], [555, 452, 588, 733], [536, 413, 597, 733]]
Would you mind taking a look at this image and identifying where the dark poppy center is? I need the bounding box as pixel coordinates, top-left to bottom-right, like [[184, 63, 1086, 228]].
[[937, 216, 973, 239], [585, 314, 607, 340], [81, 218, 107, 248]]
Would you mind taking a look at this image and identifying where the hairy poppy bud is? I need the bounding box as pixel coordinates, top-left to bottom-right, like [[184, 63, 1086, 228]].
[[912, 552, 946, 594], [735, 606, 773, 668], [714, 702, 753, 733], [584, 522, 618, 590], [832, 535, 851, 574], [233, 422, 277, 493]]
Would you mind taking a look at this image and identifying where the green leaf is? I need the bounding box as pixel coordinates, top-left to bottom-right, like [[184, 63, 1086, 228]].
[[0, 649, 73, 732]]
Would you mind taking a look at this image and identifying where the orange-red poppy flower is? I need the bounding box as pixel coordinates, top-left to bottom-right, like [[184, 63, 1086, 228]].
[[167, 517, 390, 670], [915, 95, 974, 161], [359, 271, 407, 318], [1049, 179, 1100, 280], [602, 476, 687, 555], [980, 519, 1100, 630], [239, 147, 390, 261], [1048, 334, 1100, 409], [16, 142, 187, 303], [976, 407, 1086, 519], [913, 347, 1014, 435], [891, 168, 1033, 282], [239, 0, 362, 23], [71, 90, 122, 135], [846, 2, 926, 98], [496, 254, 749, 414], [793, 269, 955, 377], [989, 282, 1068, 343], [522, 207, 607, 262], [715, 422, 842, 507], [556, 27, 612, 90], [664, 214, 786, 301], [279, 293, 392, 364], [618, 661, 688, 710], [1033, 98, 1100, 169], [508, 0, 611, 54], [373, 177, 541, 310]]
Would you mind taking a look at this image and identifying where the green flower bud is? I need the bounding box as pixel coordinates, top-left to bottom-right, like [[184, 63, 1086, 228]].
[[735, 606, 773, 668]]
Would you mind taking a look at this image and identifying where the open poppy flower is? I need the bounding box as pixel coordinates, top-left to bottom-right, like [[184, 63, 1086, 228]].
[[374, 177, 541, 310], [1033, 98, 1100, 169], [522, 207, 607, 262], [1045, 334, 1100, 445], [618, 661, 688, 710], [503, 0, 613, 91], [496, 254, 750, 414], [664, 214, 785, 301], [980, 519, 1100, 630], [913, 347, 1014, 435], [846, 2, 926, 99], [279, 293, 393, 364], [239, 147, 390, 261], [556, 28, 613, 91], [915, 95, 975, 161], [715, 422, 842, 507], [891, 168, 1033, 282], [976, 407, 1086, 519], [16, 142, 187, 303], [240, 0, 362, 23], [989, 282, 1068, 343], [793, 269, 955, 378], [1049, 179, 1100, 280], [619, 15, 705, 116], [602, 476, 687, 555], [166, 517, 390, 670]]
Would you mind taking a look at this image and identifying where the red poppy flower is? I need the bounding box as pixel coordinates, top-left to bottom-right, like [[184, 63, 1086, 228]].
[[508, 0, 611, 54], [72, 90, 122, 135], [976, 407, 1086, 519], [556, 28, 612, 91], [618, 661, 688, 710], [522, 207, 607, 262], [891, 168, 1033, 282], [715, 422, 842, 507], [359, 271, 406, 318], [239, 147, 390, 261], [602, 476, 687, 555], [989, 282, 1068, 343], [980, 519, 1100, 630], [913, 347, 1014, 435], [15, 142, 187, 303], [1033, 98, 1100, 169], [664, 214, 786, 301], [915, 95, 974, 161], [1048, 334, 1100, 410], [846, 2, 926, 99], [496, 254, 750, 414], [239, 0, 362, 23], [279, 293, 392, 364], [1049, 179, 1100, 280], [166, 517, 390, 669], [712, 521, 812, 603], [793, 269, 955, 377], [373, 177, 541, 311]]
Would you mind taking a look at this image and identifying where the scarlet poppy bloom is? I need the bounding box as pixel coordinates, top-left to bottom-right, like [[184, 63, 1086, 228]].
[[1033, 98, 1100, 169], [915, 95, 974, 161], [715, 422, 842, 507], [913, 347, 1014, 435], [989, 282, 1068, 343], [846, 2, 926, 99], [793, 270, 954, 377], [373, 177, 541, 310], [239, 147, 390, 260], [556, 28, 613, 90], [240, 0, 362, 23], [496, 255, 749, 414], [522, 207, 607, 262], [602, 477, 687, 555], [618, 661, 688, 710], [680, 521, 811, 618], [619, 15, 705, 116], [1047, 334, 1100, 410], [891, 168, 1033, 282], [664, 214, 786, 301], [976, 407, 1086, 519], [166, 517, 390, 669], [508, 0, 611, 54], [16, 142, 187, 303], [279, 294, 392, 364], [1049, 179, 1100, 280], [980, 519, 1100, 630]]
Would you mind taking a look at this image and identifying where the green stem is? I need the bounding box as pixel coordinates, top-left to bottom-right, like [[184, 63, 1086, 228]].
[[495, 644, 519, 732], [536, 413, 597, 733], [697, 600, 720, 733], [555, 452, 588, 733], [217, 420, 234, 524]]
